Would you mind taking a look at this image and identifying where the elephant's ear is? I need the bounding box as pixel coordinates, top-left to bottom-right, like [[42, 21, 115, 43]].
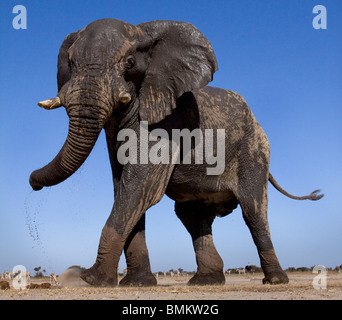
[[137, 21, 218, 124], [57, 30, 80, 92]]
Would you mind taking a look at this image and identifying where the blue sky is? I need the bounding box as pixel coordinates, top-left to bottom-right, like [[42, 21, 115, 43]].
[[0, 0, 341, 276]]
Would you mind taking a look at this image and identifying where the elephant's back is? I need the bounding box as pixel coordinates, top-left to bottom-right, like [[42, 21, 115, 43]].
[[192, 86, 253, 131]]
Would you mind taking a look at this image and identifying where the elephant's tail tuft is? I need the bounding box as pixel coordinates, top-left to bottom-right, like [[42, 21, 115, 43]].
[[268, 173, 324, 201]]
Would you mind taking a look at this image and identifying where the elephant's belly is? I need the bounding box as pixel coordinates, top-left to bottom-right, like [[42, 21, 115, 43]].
[[166, 188, 236, 204], [165, 185, 239, 217], [166, 163, 239, 216]]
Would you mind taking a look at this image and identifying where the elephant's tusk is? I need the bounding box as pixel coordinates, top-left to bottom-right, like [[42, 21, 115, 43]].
[[38, 97, 62, 110], [119, 92, 131, 104]]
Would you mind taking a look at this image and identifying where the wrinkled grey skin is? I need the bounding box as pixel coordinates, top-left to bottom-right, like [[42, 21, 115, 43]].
[[30, 19, 323, 287]]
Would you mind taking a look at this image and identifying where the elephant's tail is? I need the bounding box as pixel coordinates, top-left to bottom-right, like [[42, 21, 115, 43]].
[[268, 173, 324, 201]]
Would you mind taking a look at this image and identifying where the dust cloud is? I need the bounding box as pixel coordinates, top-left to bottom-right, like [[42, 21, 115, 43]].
[[58, 267, 90, 288]]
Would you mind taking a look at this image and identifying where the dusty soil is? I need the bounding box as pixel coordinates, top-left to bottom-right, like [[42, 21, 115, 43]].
[[0, 272, 341, 300]]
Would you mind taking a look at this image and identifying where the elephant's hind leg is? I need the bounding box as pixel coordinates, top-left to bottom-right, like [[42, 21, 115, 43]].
[[175, 201, 225, 286], [236, 123, 288, 284], [119, 214, 157, 287], [239, 178, 289, 285]]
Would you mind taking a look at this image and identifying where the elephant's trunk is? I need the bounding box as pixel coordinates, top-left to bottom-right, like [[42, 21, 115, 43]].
[[29, 104, 107, 190]]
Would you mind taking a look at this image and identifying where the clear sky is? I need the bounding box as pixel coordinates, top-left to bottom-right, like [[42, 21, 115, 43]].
[[0, 0, 341, 276]]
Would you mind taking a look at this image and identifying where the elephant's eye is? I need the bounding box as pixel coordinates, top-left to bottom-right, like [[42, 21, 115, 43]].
[[125, 55, 135, 70]]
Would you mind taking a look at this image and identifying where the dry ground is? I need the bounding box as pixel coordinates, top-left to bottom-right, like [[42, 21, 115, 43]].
[[0, 271, 341, 300]]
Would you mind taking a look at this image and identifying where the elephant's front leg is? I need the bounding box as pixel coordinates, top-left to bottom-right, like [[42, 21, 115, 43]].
[[80, 163, 174, 287], [119, 213, 157, 287]]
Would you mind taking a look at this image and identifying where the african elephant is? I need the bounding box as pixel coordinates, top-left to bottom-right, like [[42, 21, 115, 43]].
[[29, 19, 323, 287]]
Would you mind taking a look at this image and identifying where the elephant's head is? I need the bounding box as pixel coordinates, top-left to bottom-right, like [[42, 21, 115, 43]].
[[29, 19, 217, 190]]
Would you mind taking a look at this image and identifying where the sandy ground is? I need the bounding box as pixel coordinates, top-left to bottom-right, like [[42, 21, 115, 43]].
[[0, 271, 341, 300]]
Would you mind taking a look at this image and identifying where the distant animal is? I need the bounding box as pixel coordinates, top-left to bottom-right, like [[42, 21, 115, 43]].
[[2, 271, 13, 280], [50, 273, 59, 285], [245, 265, 255, 275], [27, 282, 52, 289], [0, 281, 10, 290], [237, 268, 246, 275]]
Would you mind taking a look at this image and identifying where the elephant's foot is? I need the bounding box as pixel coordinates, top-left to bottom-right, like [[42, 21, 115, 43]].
[[80, 265, 117, 287], [188, 271, 225, 286], [119, 271, 157, 287], [262, 270, 289, 285]]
